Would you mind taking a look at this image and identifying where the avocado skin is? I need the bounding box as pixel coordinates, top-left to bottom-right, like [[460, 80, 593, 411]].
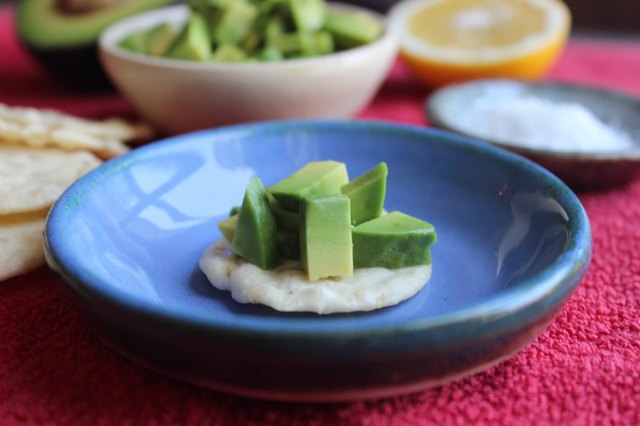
[[17, 0, 173, 92]]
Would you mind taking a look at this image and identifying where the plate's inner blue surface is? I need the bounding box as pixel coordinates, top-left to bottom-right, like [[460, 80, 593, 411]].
[[50, 124, 572, 329]]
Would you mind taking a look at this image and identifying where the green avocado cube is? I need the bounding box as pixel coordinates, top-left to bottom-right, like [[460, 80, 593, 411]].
[[323, 9, 383, 49], [270, 199, 300, 231], [211, 43, 248, 62], [256, 46, 284, 61], [217, 213, 238, 243], [210, 0, 257, 46], [352, 211, 437, 269], [266, 32, 300, 55], [300, 194, 353, 281], [270, 161, 349, 211], [341, 162, 387, 226], [277, 229, 300, 260], [144, 22, 176, 56], [289, 0, 326, 32], [231, 177, 280, 269], [119, 31, 147, 53], [166, 12, 211, 61], [299, 31, 334, 56]]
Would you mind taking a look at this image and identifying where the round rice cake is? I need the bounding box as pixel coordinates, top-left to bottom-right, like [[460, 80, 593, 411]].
[[199, 239, 432, 314], [0, 145, 101, 214], [0, 209, 48, 282]]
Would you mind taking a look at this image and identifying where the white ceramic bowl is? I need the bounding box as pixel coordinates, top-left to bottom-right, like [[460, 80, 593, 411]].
[[99, 4, 397, 134]]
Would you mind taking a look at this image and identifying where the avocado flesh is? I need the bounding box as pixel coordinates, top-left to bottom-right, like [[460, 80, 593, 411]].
[[300, 195, 353, 281], [232, 177, 280, 270], [277, 229, 300, 260], [270, 200, 300, 232], [341, 162, 388, 226], [167, 12, 211, 61], [18, 0, 172, 48], [217, 214, 238, 243], [270, 161, 349, 211], [210, 0, 258, 46], [144, 22, 177, 56], [119, 31, 147, 53], [289, 0, 326, 32], [352, 211, 437, 269], [323, 9, 383, 49]]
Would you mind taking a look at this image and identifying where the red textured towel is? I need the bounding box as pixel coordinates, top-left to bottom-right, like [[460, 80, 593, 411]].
[[1, 7, 639, 425]]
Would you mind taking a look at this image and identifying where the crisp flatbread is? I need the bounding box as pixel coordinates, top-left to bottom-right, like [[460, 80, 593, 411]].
[[0, 209, 48, 282], [0, 103, 154, 159], [0, 145, 101, 214], [199, 239, 432, 314]]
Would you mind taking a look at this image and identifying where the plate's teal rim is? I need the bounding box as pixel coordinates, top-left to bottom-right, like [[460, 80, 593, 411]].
[[44, 120, 592, 338]]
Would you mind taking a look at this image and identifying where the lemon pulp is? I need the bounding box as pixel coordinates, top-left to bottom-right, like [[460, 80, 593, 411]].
[[389, 0, 571, 86]]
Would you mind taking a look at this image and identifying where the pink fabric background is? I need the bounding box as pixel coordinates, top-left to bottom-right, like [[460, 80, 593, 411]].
[[1, 7, 639, 425]]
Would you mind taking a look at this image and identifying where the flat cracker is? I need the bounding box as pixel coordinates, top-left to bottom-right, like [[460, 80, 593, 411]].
[[199, 239, 431, 314], [0, 103, 153, 158], [0, 145, 101, 214], [0, 209, 48, 282]]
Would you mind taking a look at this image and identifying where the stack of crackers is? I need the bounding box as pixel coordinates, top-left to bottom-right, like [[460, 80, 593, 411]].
[[0, 103, 152, 282]]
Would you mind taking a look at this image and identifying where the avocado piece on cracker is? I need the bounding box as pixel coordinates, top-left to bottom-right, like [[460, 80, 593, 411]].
[[352, 211, 437, 269], [270, 161, 349, 211], [300, 194, 353, 280], [341, 162, 388, 226], [232, 177, 280, 270]]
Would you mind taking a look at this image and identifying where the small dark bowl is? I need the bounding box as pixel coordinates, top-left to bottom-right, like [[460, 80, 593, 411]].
[[427, 79, 640, 189]]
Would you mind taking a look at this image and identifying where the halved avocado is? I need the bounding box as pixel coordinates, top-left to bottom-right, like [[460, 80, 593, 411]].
[[17, 0, 172, 91]]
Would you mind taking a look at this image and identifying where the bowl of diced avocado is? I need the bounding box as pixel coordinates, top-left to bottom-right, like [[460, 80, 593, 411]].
[[98, 0, 397, 134]]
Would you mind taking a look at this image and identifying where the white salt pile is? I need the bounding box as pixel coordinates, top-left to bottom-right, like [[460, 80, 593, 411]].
[[456, 94, 635, 153]]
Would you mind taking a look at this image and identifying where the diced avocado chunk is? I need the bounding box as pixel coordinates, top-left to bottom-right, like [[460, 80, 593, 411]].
[[270, 199, 300, 231], [211, 43, 248, 62], [352, 211, 437, 269], [166, 12, 211, 61], [119, 31, 147, 53], [298, 31, 334, 56], [341, 162, 387, 226], [264, 15, 287, 46], [289, 0, 326, 32], [266, 32, 300, 55], [231, 177, 280, 269], [270, 161, 349, 211], [323, 9, 382, 49], [218, 213, 238, 243], [144, 22, 177, 56], [277, 229, 300, 260], [300, 194, 353, 281], [256, 46, 284, 61], [210, 0, 257, 46]]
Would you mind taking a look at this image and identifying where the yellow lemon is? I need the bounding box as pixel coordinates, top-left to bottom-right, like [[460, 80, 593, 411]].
[[388, 0, 571, 87]]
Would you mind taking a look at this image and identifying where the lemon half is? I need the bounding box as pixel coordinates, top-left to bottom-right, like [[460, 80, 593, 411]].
[[388, 0, 571, 87]]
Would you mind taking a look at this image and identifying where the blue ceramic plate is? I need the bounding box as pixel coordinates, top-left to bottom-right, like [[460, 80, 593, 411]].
[[44, 120, 591, 401]]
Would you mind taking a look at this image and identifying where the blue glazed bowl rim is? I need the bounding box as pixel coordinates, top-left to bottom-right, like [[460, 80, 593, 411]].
[[44, 120, 592, 338]]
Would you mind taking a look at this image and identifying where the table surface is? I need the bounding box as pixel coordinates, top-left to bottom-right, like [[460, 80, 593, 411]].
[[1, 7, 640, 426]]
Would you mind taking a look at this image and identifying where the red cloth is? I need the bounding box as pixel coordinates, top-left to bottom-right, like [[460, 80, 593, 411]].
[[1, 7, 640, 425]]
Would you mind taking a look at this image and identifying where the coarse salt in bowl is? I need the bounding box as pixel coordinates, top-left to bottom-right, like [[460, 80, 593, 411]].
[[99, 4, 397, 135], [427, 79, 640, 188]]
